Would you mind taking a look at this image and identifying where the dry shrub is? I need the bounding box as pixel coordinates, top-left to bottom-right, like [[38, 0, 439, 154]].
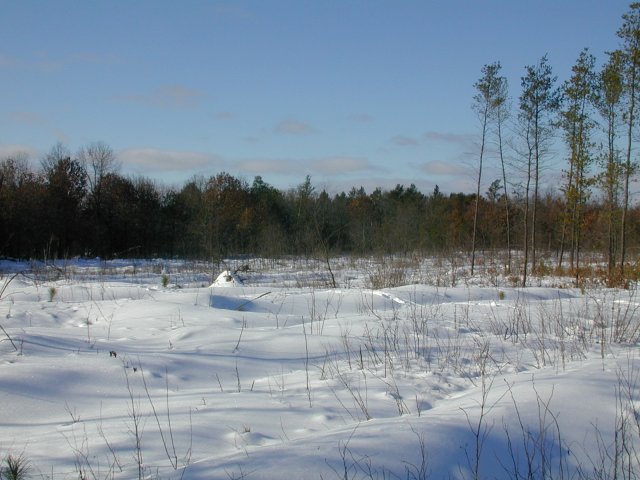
[[366, 255, 418, 289]]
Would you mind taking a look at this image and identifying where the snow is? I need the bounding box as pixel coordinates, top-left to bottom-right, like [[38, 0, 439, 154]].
[[0, 258, 638, 479], [211, 270, 244, 288]]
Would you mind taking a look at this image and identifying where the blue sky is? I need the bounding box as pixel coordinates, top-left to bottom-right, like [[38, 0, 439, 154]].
[[0, 1, 632, 194]]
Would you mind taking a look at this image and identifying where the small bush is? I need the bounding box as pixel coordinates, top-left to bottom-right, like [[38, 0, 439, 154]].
[[161, 273, 170, 288], [48, 286, 57, 302], [368, 266, 406, 289]]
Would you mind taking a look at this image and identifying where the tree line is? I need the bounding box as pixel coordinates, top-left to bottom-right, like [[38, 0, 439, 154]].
[[1, 144, 637, 269], [2, 4, 640, 286]]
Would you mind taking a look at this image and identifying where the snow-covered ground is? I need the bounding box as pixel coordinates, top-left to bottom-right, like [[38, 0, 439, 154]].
[[0, 258, 638, 479]]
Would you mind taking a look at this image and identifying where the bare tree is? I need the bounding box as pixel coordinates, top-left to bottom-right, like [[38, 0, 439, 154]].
[[77, 141, 120, 199], [76, 141, 120, 255]]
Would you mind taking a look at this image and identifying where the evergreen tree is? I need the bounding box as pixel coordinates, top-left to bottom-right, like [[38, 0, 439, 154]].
[[595, 50, 624, 280], [493, 69, 512, 272], [518, 55, 560, 286], [42, 143, 88, 257], [617, 2, 640, 276], [471, 62, 504, 275], [558, 49, 597, 280]]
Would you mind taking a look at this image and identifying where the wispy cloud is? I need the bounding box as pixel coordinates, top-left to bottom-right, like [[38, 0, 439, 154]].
[[348, 113, 374, 123], [423, 131, 475, 149], [390, 135, 419, 146], [9, 111, 44, 124], [210, 3, 255, 21], [8, 111, 68, 143], [236, 155, 373, 176], [243, 136, 261, 144], [274, 120, 315, 135], [0, 51, 120, 73], [118, 148, 221, 173], [117, 84, 208, 109], [0, 143, 40, 161], [237, 158, 298, 174], [420, 160, 467, 176], [0, 53, 25, 69], [311, 156, 372, 175], [215, 111, 234, 120]]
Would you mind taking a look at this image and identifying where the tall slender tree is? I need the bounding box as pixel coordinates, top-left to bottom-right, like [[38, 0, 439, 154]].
[[518, 55, 560, 285], [617, 3, 640, 277], [493, 69, 512, 272], [558, 49, 597, 280], [471, 62, 503, 275], [595, 50, 624, 281]]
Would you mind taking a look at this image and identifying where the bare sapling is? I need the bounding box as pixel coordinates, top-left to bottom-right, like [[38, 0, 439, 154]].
[[605, 359, 640, 479], [302, 316, 312, 407], [0, 272, 21, 352], [97, 405, 124, 474], [123, 364, 145, 480], [404, 425, 430, 480], [380, 373, 410, 416], [610, 289, 640, 344], [502, 379, 569, 480], [461, 339, 504, 480], [331, 365, 372, 421], [233, 318, 246, 353], [62, 421, 107, 480]]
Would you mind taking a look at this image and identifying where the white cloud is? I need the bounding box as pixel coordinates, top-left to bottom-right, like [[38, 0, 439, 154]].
[[118, 148, 222, 173]]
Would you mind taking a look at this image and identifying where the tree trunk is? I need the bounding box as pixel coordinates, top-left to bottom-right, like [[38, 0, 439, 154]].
[[471, 105, 489, 276]]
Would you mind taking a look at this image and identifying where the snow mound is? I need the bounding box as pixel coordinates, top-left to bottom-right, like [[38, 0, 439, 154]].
[[210, 270, 244, 287]]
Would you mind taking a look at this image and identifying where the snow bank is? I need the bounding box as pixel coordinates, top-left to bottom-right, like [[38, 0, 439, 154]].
[[210, 270, 244, 287]]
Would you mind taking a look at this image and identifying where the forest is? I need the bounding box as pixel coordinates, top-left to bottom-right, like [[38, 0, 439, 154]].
[[3, 4, 640, 287]]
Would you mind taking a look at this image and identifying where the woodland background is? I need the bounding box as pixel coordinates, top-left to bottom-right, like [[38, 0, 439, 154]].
[[4, 4, 640, 287]]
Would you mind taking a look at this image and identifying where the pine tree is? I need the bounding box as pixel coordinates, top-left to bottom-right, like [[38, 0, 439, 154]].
[[471, 62, 504, 275], [558, 49, 597, 281], [595, 50, 624, 281], [617, 3, 640, 278], [493, 69, 512, 272], [518, 55, 560, 286]]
